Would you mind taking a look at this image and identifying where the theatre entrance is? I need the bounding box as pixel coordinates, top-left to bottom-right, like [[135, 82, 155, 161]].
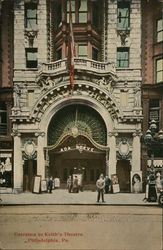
[[46, 104, 108, 190], [48, 136, 107, 190]]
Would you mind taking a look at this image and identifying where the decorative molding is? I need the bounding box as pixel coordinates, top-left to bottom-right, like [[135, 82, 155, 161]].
[[24, 29, 38, 47], [24, 140, 36, 159], [117, 30, 130, 46], [30, 81, 122, 122], [11, 129, 21, 137], [133, 130, 142, 138]]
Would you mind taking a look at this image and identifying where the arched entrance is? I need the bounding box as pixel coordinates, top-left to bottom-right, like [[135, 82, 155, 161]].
[[46, 104, 109, 189]]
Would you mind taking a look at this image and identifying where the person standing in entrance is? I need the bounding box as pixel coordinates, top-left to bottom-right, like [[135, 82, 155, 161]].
[[48, 177, 53, 193], [96, 174, 105, 202], [67, 175, 73, 193]]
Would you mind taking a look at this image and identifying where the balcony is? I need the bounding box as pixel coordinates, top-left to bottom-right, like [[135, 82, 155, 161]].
[[39, 58, 116, 77]]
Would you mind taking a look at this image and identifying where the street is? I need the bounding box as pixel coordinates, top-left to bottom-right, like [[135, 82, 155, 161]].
[[0, 205, 162, 250]]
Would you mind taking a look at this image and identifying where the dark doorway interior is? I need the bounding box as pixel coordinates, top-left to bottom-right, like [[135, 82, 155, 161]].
[[116, 160, 131, 192], [23, 160, 37, 192]]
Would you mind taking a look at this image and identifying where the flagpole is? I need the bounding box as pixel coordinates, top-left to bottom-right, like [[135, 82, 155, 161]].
[[67, 0, 75, 92]]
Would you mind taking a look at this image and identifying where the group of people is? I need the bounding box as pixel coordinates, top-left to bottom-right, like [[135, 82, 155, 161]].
[[67, 175, 81, 193], [66, 173, 111, 202]]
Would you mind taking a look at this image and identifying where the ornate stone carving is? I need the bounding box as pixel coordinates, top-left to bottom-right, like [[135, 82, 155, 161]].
[[96, 75, 117, 93], [11, 129, 21, 137], [30, 82, 122, 123], [133, 83, 141, 107], [117, 138, 131, 159], [117, 30, 130, 46], [25, 30, 38, 47]]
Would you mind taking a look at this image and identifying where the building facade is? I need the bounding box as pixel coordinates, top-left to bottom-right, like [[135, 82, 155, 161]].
[[142, 0, 163, 184], [0, 0, 14, 193], [1, 0, 143, 193]]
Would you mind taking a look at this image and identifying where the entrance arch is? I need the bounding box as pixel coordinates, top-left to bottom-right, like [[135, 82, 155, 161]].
[[46, 104, 109, 189]]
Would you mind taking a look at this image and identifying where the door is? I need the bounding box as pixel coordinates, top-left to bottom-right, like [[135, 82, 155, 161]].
[[116, 160, 131, 192], [23, 160, 37, 192]]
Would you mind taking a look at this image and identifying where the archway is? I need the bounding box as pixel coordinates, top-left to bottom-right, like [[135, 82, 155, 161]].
[[46, 104, 109, 189]]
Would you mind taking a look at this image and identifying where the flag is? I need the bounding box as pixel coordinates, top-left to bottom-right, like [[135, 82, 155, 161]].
[[67, 0, 75, 91]]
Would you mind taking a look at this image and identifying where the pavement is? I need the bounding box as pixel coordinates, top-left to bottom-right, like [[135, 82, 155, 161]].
[[0, 189, 160, 206]]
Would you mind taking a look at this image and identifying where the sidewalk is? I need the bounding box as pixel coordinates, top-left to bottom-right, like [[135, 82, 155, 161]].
[[0, 190, 159, 206]]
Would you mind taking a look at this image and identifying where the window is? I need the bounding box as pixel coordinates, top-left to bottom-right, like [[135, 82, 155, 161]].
[[157, 19, 163, 43], [67, 0, 75, 23], [92, 47, 98, 61], [149, 99, 160, 132], [117, 1, 130, 30], [78, 44, 87, 58], [26, 48, 38, 68], [56, 48, 62, 60], [57, 3, 62, 27], [79, 0, 87, 23], [25, 3, 37, 30], [0, 102, 7, 136], [92, 1, 99, 28], [67, 0, 88, 23], [156, 58, 163, 83], [117, 48, 129, 68]]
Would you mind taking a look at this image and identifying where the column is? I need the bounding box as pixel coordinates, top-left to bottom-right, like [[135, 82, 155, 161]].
[[108, 132, 117, 178], [132, 132, 141, 172], [37, 133, 45, 179], [13, 133, 23, 193]]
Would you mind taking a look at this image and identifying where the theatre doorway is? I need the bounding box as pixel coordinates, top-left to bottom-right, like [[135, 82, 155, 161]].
[[47, 136, 107, 190], [116, 160, 131, 193]]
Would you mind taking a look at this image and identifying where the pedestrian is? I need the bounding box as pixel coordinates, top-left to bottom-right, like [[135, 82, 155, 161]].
[[72, 175, 79, 193], [67, 175, 73, 193], [96, 174, 105, 202], [48, 177, 53, 193], [105, 175, 111, 194]]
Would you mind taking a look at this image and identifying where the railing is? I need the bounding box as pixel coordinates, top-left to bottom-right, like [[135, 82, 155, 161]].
[[41, 58, 116, 75]]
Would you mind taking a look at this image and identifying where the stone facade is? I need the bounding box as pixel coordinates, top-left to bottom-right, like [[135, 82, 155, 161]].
[[1, 0, 144, 193]]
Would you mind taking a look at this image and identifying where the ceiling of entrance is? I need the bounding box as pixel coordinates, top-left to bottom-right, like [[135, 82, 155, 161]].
[[48, 104, 107, 146]]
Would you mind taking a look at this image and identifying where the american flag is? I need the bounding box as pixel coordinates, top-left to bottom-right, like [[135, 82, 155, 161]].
[[67, 0, 75, 91]]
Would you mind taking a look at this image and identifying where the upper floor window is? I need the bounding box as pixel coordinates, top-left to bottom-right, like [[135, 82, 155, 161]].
[[57, 3, 62, 27], [117, 47, 129, 68], [0, 102, 7, 136], [56, 48, 62, 60], [79, 0, 88, 23], [156, 58, 163, 83], [117, 1, 130, 30], [157, 18, 163, 43], [67, 0, 76, 23], [26, 48, 38, 68], [149, 99, 160, 132], [25, 3, 37, 30], [78, 44, 87, 58], [92, 1, 99, 28], [67, 0, 87, 23], [92, 47, 98, 61]]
